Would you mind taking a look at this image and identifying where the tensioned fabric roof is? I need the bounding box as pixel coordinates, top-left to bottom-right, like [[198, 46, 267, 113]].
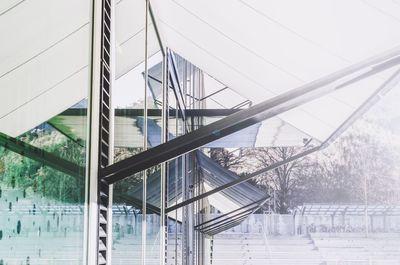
[[1, 0, 400, 145], [0, 0, 91, 137], [142, 59, 316, 147], [0, 0, 161, 137], [150, 0, 400, 142]]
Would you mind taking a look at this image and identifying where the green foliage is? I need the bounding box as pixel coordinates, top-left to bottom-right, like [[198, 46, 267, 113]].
[[0, 130, 85, 203], [0, 159, 4, 176]]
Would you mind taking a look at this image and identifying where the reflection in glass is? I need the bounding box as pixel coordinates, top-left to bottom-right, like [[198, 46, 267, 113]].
[[0, 0, 91, 263], [0, 105, 88, 265]]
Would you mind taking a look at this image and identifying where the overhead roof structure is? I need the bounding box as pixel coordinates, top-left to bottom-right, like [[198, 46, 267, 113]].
[[0, 0, 161, 138], [144, 58, 316, 147], [102, 50, 400, 185], [3, 0, 399, 148], [150, 0, 400, 142], [0, 0, 91, 137], [1, 0, 400, 240]]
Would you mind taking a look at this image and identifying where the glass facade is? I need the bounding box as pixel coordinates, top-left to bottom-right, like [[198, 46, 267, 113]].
[[1, 1, 400, 265], [0, 0, 92, 264], [0, 108, 88, 265]]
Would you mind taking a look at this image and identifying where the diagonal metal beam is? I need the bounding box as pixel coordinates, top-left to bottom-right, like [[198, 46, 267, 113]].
[[198, 207, 256, 232], [166, 146, 319, 213], [165, 66, 400, 213], [114, 193, 161, 215], [101, 46, 400, 184], [194, 197, 267, 229], [168, 50, 187, 121], [208, 219, 249, 236], [0, 132, 85, 178], [204, 197, 270, 235], [47, 121, 85, 147], [149, 3, 165, 56], [204, 215, 250, 235], [114, 193, 182, 223]]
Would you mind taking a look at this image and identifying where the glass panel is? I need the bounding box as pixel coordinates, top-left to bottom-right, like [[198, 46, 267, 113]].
[[112, 173, 143, 264], [0, 1, 91, 264], [0, 117, 87, 264], [166, 157, 183, 263], [201, 83, 400, 263], [145, 165, 161, 264], [113, 3, 164, 264], [114, 0, 163, 161]]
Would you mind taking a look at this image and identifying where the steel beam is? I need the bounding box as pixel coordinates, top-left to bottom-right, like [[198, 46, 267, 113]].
[[204, 216, 250, 235], [205, 197, 269, 235], [207, 220, 247, 236], [166, 147, 319, 213], [165, 66, 400, 213], [149, 3, 165, 56], [194, 198, 266, 229], [168, 50, 187, 122], [101, 47, 400, 185], [47, 122, 85, 147], [169, 51, 187, 111], [198, 207, 256, 233], [0, 132, 85, 178]]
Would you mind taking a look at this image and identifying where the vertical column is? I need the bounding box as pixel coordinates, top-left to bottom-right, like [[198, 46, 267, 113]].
[[186, 62, 195, 265], [160, 47, 169, 265], [181, 57, 189, 265], [106, 0, 116, 263], [86, 0, 113, 264], [97, 0, 112, 262], [197, 67, 205, 265], [142, 1, 150, 264], [86, 0, 103, 264], [174, 76, 180, 265]]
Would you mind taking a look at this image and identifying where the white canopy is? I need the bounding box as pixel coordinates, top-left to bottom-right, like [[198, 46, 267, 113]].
[[150, 0, 400, 141], [0, 0, 91, 137], [1, 0, 399, 145]]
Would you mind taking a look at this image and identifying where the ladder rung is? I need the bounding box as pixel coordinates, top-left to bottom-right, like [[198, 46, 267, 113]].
[[99, 227, 107, 238], [99, 215, 107, 225], [98, 253, 106, 265], [99, 240, 107, 252]]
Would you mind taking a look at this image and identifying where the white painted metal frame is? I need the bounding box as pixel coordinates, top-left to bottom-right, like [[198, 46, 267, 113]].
[[86, 0, 104, 264]]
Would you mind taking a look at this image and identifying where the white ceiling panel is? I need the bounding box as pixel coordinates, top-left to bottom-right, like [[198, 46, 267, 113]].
[[0, 0, 91, 137], [151, 0, 400, 141]]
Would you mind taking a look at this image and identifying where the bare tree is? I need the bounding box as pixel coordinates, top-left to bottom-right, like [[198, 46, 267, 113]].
[[315, 120, 400, 205], [247, 147, 312, 214], [205, 116, 400, 213], [208, 148, 245, 171]]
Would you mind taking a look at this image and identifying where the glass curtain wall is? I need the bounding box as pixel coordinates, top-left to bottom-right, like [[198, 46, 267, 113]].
[[105, 1, 400, 265], [112, 0, 163, 264], [0, 1, 92, 264]]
